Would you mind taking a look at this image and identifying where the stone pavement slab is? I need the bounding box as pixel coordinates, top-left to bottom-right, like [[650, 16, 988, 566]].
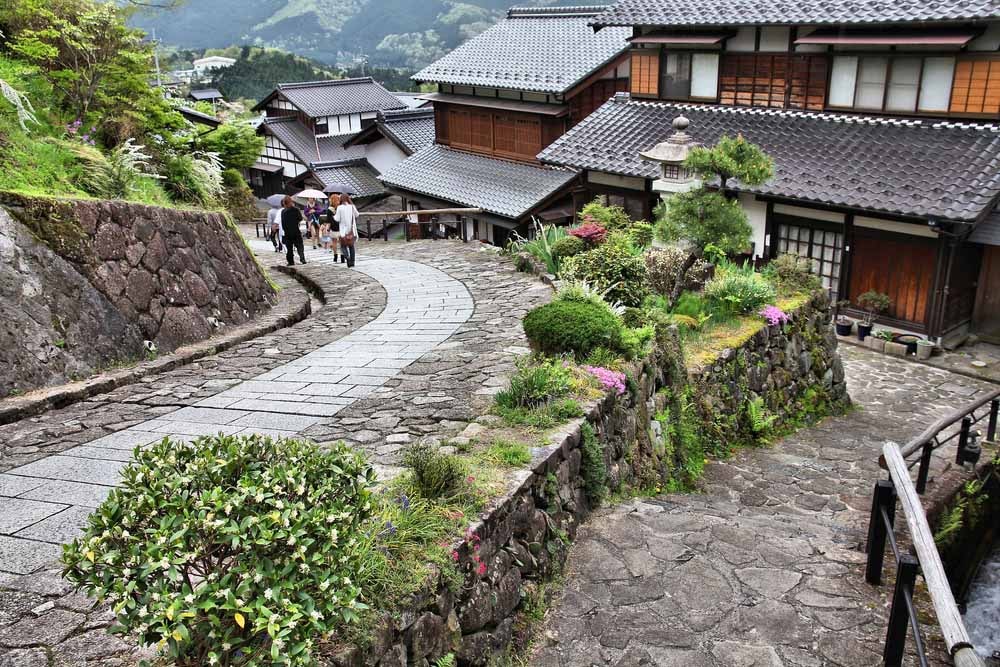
[[534, 345, 994, 667]]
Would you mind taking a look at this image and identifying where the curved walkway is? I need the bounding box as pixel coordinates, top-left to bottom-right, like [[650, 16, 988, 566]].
[[0, 258, 473, 578], [533, 345, 996, 667]]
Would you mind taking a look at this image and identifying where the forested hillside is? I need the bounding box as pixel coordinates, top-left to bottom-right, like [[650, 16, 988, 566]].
[[131, 0, 600, 69]]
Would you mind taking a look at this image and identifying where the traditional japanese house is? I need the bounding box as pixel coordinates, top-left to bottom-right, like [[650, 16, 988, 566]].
[[246, 78, 407, 202], [539, 0, 1000, 343], [379, 6, 632, 245]]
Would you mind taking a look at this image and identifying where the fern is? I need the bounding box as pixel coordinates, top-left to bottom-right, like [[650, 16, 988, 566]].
[[747, 396, 777, 436], [434, 654, 456, 667]]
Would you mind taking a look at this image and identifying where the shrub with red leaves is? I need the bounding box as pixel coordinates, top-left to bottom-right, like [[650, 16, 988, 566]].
[[568, 221, 608, 246]]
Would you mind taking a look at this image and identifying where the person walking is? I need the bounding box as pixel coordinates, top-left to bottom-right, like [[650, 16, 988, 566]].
[[334, 194, 359, 268], [304, 198, 323, 250], [280, 196, 306, 266], [267, 204, 282, 252], [325, 193, 342, 262]]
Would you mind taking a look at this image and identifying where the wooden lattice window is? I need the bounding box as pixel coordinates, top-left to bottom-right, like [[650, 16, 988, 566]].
[[494, 115, 517, 154], [630, 51, 659, 96], [950, 58, 1000, 115], [788, 56, 828, 110], [514, 118, 542, 156], [720, 54, 788, 108], [447, 108, 471, 147], [470, 111, 492, 152]]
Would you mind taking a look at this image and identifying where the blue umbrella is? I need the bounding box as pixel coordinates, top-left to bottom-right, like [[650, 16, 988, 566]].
[[265, 194, 285, 208]]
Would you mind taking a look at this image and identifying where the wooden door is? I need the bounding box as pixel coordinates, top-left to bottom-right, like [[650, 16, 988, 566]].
[[848, 229, 937, 326], [974, 246, 1000, 337]]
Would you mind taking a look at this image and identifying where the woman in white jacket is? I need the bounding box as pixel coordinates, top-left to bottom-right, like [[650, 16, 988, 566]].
[[334, 194, 359, 267]]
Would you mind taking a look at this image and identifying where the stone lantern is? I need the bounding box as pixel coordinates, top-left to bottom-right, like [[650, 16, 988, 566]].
[[640, 115, 702, 199]]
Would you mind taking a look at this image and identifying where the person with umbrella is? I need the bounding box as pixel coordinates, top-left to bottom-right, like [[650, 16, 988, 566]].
[[333, 193, 359, 268], [265, 194, 284, 252], [325, 192, 342, 261], [280, 196, 306, 266]]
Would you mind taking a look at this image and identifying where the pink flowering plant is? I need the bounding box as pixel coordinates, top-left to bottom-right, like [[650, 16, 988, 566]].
[[759, 305, 790, 326], [65, 118, 97, 146], [584, 366, 627, 396]]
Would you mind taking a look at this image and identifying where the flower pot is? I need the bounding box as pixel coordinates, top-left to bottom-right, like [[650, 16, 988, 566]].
[[916, 340, 935, 360], [885, 341, 909, 357], [894, 334, 921, 356], [866, 337, 886, 353], [857, 323, 873, 341], [835, 321, 853, 336]]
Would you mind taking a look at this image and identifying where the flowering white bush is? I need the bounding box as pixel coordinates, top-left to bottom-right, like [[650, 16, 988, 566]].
[[62, 434, 376, 666]]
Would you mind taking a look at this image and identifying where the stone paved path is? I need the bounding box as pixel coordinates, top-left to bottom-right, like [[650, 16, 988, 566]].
[[533, 345, 996, 667], [0, 252, 473, 579]]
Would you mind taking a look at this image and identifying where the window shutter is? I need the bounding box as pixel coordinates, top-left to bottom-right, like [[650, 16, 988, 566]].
[[630, 51, 659, 96], [951, 58, 1000, 115]]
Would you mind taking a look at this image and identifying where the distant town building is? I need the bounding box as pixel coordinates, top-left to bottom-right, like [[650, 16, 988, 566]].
[[188, 88, 225, 104], [192, 56, 236, 77]]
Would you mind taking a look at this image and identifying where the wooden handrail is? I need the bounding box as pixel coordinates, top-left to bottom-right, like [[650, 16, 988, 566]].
[[882, 443, 986, 667], [896, 389, 1000, 460]]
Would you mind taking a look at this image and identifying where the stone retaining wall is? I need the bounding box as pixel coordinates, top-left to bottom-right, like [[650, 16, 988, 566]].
[[0, 193, 276, 396], [331, 291, 848, 666]]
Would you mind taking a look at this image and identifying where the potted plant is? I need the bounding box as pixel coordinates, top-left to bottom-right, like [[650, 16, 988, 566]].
[[834, 299, 853, 336], [867, 329, 892, 353], [893, 333, 921, 356], [915, 338, 935, 360], [855, 291, 892, 341]]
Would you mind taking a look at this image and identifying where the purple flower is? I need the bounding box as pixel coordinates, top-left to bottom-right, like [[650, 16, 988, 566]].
[[584, 366, 627, 396], [759, 305, 790, 326]]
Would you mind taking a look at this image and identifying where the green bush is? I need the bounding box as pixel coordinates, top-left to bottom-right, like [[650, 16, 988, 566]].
[[762, 254, 821, 294], [580, 198, 632, 231], [629, 221, 654, 248], [494, 357, 572, 410], [523, 300, 624, 359], [62, 434, 375, 667], [222, 170, 260, 222], [645, 247, 714, 297], [402, 443, 465, 500], [550, 235, 586, 260], [221, 167, 245, 188], [704, 263, 776, 315], [585, 347, 625, 371], [560, 242, 648, 307], [580, 422, 607, 505], [621, 325, 655, 360]]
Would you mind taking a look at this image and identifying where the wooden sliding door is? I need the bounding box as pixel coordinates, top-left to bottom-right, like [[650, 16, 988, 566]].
[[848, 228, 937, 327]]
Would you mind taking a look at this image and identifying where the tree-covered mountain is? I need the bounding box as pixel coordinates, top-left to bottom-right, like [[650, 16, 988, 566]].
[[130, 0, 599, 69]]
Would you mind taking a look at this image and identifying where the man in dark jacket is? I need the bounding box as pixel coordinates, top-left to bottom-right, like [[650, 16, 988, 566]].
[[280, 196, 306, 266]]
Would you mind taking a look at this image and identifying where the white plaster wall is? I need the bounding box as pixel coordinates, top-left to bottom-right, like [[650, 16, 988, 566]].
[[365, 138, 408, 176], [739, 194, 768, 260], [773, 203, 845, 224], [855, 215, 938, 238], [968, 23, 1000, 51]]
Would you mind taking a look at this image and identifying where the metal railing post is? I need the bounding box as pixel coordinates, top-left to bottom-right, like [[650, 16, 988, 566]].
[[988, 398, 999, 441], [404, 220, 410, 242], [383, 220, 388, 241], [866, 479, 896, 585], [915, 441, 933, 495], [956, 416, 972, 465], [883, 555, 919, 667], [366, 220, 371, 240]]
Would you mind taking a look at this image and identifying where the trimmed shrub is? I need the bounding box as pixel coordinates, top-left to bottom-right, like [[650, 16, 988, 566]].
[[523, 300, 624, 359], [620, 325, 655, 360], [550, 235, 586, 259], [494, 357, 573, 410], [62, 434, 375, 667], [580, 199, 632, 231], [704, 264, 776, 314], [645, 247, 713, 297], [761, 253, 821, 294], [402, 443, 465, 500], [560, 242, 648, 307], [629, 221, 654, 248]]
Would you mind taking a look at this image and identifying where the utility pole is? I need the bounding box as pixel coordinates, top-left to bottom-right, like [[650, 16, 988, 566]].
[[152, 28, 163, 88]]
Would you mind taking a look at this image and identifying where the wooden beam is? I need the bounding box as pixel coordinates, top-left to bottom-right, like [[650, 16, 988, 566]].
[[358, 208, 482, 218], [882, 444, 986, 666]]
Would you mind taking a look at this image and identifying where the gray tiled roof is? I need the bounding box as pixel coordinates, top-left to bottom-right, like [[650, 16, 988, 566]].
[[271, 78, 405, 118], [591, 0, 1000, 28], [263, 117, 367, 165], [311, 160, 386, 198], [189, 88, 223, 101], [414, 7, 631, 94], [379, 109, 436, 154], [970, 211, 1000, 246], [538, 96, 1000, 223], [380, 144, 577, 219]]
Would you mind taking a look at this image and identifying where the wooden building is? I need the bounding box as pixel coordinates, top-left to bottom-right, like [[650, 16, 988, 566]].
[[380, 6, 632, 244], [539, 0, 1000, 343]]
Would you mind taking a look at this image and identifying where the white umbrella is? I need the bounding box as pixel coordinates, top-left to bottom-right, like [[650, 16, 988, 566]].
[[292, 189, 327, 203]]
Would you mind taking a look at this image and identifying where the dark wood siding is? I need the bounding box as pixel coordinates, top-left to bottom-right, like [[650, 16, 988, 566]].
[[719, 54, 827, 110], [848, 229, 937, 326], [974, 245, 1000, 336], [942, 242, 982, 330], [569, 78, 629, 126], [435, 103, 563, 162]]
